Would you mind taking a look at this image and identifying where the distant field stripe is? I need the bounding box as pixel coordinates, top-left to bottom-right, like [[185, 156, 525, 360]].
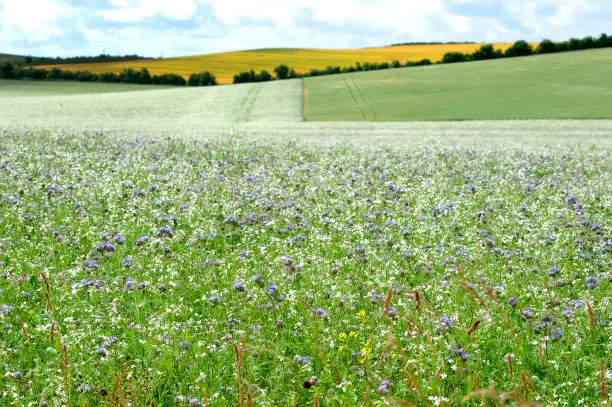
[[35, 43, 531, 85]]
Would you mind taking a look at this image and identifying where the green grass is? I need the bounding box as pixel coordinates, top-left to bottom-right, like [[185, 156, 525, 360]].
[[0, 131, 609, 406], [304, 49, 612, 121], [0, 53, 28, 64], [0, 79, 166, 97]]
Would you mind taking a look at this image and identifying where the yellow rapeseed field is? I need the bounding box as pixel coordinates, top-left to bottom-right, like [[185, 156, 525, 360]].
[[38, 43, 535, 84]]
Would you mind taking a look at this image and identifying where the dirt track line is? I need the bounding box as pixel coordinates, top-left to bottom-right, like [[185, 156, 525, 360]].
[[342, 77, 368, 120]]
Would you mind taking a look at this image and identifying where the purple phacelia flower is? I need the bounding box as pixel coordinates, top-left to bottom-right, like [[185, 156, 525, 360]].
[[121, 256, 133, 268], [113, 234, 126, 245], [96, 241, 115, 253], [251, 275, 264, 286], [179, 340, 190, 350], [85, 259, 99, 270], [267, 282, 278, 296], [377, 379, 392, 394], [371, 293, 384, 304], [315, 307, 328, 318], [438, 316, 454, 330], [157, 225, 174, 238], [550, 328, 563, 341], [296, 356, 310, 365], [586, 275, 600, 290], [522, 308, 534, 319], [136, 235, 149, 246], [124, 278, 136, 291], [508, 296, 519, 308], [233, 280, 245, 291], [548, 265, 560, 277]]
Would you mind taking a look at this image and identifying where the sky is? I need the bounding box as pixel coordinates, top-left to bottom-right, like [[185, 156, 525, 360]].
[[1, 0, 611, 58]]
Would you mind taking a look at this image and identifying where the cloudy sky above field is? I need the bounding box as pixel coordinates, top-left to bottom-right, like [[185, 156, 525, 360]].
[[1, 0, 611, 57]]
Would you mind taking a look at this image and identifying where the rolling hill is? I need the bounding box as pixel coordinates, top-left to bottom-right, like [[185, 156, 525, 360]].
[[304, 48, 612, 121], [35, 43, 527, 84]]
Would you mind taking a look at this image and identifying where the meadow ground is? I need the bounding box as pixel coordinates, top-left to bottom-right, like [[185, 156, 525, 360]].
[[0, 70, 611, 406], [304, 49, 612, 121], [0, 79, 165, 97], [35, 43, 530, 84]]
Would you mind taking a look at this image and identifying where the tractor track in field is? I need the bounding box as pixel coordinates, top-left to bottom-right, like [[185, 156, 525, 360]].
[[237, 84, 262, 122], [350, 77, 377, 120], [342, 77, 368, 120]]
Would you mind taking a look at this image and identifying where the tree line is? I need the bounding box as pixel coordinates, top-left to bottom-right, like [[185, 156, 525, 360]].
[[0, 63, 217, 87], [20, 54, 147, 66], [441, 33, 612, 64], [232, 33, 612, 84]]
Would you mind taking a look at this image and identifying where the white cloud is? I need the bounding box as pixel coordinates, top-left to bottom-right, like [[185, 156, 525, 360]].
[[98, 0, 198, 22], [1, 0, 610, 57], [0, 0, 73, 42]]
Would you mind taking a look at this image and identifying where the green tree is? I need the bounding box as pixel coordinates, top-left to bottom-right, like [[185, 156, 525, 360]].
[[273, 64, 290, 80], [504, 40, 533, 57], [535, 39, 557, 54]]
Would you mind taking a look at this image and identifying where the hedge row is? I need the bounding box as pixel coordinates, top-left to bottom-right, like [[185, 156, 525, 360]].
[[233, 33, 612, 84], [0, 64, 217, 87], [21, 54, 147, 66], [441, 33, 612, 64]]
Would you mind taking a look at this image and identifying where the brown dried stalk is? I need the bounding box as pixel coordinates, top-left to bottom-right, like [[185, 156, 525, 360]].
[[467, 320, 481, 335], [600, 360, 609, 399], [18, 317, 28, 340], [361, 385, 369, 406]]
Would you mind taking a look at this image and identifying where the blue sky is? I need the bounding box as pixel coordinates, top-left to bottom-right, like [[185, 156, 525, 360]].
[[1, 0, 610, 57]]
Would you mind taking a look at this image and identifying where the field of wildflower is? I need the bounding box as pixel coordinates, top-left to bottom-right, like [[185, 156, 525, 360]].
[[0, 129, 610, 407]]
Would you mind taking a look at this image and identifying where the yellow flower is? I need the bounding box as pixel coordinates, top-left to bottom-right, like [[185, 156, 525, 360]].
[[338, 332, 347, 341], [360, 340, 372, 364], [357, 309, 366, 319]]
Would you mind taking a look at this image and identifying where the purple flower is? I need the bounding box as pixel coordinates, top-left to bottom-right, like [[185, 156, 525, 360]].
[[136, 235, 149, 246], [85, 259, 99, 270], [295, 356, 310, 365], [188, 398, 200, 407], [508, 296, 519, 308], [548, 265, 560, 277], [157, 225, 174, 238], [377, 379, 392, 394], [124, 277, 136, 291], [586, 275, 600, 290], [550, 328, 563, 341], [522, 308, 534, 319], [113, 234, 126, 245], [371, 293, 384, 304], [267, 282, 279, 296], [561, 308, 575, 319], [251, 275, 264, 286], [96, 241, 116, 253], [121, 256, 133, 268], [438, 316, 454, 330], [315, 307, 328, 318], [179, 340, 190, 350], [233, 280, 245, 291]]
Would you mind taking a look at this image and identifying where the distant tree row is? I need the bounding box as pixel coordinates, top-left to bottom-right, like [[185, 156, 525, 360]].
[[232, 59, 434, 84], [21, 54, 147, 66], [0, 63, 218, 87], [441, 34, 612, 64], [231, 33, 611, 84]]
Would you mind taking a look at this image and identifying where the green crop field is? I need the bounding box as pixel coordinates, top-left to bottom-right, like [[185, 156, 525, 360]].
[[0, 51, 611, 407], [304, 49, 612, 121]]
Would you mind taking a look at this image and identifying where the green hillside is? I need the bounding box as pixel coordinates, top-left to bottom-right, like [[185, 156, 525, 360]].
[[304, 49, 612, 121]]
